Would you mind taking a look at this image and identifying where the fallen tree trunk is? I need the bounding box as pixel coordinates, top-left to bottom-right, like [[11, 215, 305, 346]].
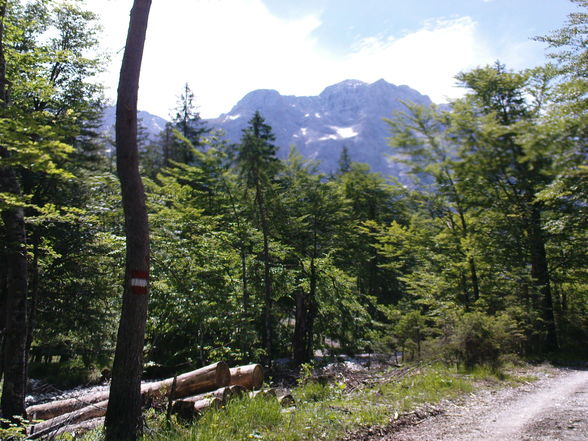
[[53, 416, 104, 438], [143, 361, 231, 399], [181, 386, 227, 404], [28, 400, 109, 439], [229, 364, 263, 390], [26, 362, 230, 421], [27, 391, 110, 421], [228, 384, 246, 398], [171, 397, 221, 419], [249, 388, 276, 399], [278, 394, 295, 407]]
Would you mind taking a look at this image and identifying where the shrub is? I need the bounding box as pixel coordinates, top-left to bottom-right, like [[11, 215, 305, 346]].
[[440, 311, 524, 369]]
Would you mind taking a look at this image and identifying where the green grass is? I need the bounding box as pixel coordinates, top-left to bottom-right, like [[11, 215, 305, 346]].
[[73, 364, 524, 441]]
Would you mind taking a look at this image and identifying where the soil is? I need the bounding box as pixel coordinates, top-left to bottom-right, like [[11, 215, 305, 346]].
[[348, 365, 588, 441]]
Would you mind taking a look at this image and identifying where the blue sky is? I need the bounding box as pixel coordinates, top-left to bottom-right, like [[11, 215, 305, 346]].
[[89, 0, 577, 118]]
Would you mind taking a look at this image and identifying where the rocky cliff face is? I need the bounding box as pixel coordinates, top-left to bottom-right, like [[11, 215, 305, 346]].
[[99, 79, 433, 181], [206, 79, 432, 180]]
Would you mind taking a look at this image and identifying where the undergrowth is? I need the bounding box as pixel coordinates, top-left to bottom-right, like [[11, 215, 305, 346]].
[[72, 363, 532, 441]]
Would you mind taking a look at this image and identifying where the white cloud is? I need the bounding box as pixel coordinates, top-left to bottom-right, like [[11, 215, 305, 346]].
[[340, 17, 495, 103], [89, 1, 500, 118], [91, 0, 326, 118]]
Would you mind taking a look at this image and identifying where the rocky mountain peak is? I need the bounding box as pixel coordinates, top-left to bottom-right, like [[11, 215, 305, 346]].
[[207, 79, 432, 182]]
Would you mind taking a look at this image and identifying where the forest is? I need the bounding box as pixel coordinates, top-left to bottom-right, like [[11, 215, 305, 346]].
[[0, 0, 587, 440]]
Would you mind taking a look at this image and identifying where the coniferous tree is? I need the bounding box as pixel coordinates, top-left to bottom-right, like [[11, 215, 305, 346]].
[[235, 111, 280, 362], [164, 83, 209, 166], [337, 145, 352, 174]]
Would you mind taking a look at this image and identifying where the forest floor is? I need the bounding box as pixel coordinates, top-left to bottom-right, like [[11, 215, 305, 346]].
[[348, 364, 588, 441]]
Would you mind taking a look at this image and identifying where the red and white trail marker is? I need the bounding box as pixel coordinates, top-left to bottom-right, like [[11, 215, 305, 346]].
[[130, 270, 148, 294]]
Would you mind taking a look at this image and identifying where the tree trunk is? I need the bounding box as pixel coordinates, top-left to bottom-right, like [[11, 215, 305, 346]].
[[0, 255, 6, 384], [104, 1, 152, 440], [256, 184, 273, 364], [0, 0, 29, 420], [293, 289, 308, 364], [25, 229, 40, 376], [306, 254, 318, 361], [528, 206, 558, 352], [0, 187, 28, 420], [457, 207, 480, 303]]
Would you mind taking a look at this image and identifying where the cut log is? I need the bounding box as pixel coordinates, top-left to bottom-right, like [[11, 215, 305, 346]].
[[27, 390, 110, 421], [143, 361, 231, 399], [278, 394, 295, 407], [249, 388, 276, 399], [26, 362, 230, 421], [171, 397, 221, 419], [228, 384, 246, 398], [28, 400, 108, 439], [181, 386, 232, 404], [178, 384, 247, 409], [229, 364, 263, 390], [53, 416, 104, 437]]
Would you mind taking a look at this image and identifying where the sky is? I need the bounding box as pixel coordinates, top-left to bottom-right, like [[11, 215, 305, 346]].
[[86, 0, 579, 119]]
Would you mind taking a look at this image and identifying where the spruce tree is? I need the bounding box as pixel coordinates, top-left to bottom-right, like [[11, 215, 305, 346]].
[[235, 111, 280, 363]]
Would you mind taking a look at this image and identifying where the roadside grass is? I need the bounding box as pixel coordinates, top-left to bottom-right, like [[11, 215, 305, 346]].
[[136, 364, 478, 441], [461, 364, 538, 386], [72, 363, 537, 441]]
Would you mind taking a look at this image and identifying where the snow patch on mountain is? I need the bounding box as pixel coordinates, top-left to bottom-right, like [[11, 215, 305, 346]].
[[206, 79, 432, 182]]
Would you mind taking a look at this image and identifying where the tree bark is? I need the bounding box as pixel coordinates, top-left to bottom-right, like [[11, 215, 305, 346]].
[[306, 252, 318, 362], [0, 181, 28, 420], [104, 1, 152, 440], [142, 361, 230, 399], [0, 0, 29, 420], [293, 289, 308, 364], [256, 183, 273, 364], [528, 206, 558, 352]]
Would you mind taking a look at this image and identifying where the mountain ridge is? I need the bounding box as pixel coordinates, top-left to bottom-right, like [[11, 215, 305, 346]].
[[100, 79, 433, 181], [208, 79, 432, 180]]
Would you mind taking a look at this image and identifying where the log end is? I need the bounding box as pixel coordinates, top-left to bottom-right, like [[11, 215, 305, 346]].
[[229, 363, 264, 390], [228, 385, 246, 398], [249, 364, 263, 390], [216, 361, 231, 387], [278, 394, 295, 407]]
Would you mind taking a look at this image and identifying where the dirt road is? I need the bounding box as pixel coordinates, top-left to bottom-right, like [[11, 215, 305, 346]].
[[384, 367, 588, 441]]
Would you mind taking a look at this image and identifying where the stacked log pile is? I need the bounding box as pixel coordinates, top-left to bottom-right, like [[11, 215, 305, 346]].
[[26, 362, 294, 439]]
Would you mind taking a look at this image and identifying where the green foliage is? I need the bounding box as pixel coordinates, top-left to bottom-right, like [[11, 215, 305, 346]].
[[0, 416, 31, 441], [437, 311, 524, 369], [1, 0, 586, 409]]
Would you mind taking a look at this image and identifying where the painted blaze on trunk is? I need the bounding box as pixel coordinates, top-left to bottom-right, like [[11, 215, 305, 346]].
[[104, 0, 152, 440]]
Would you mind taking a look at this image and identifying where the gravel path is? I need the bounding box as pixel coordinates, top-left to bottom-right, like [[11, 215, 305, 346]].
[[384, 367, 588, 441]]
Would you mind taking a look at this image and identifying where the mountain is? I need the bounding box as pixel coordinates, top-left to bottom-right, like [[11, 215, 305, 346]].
[[206, 79, 432, 180], [98, 79, 433, 182], [100, 105, 168, 142]]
